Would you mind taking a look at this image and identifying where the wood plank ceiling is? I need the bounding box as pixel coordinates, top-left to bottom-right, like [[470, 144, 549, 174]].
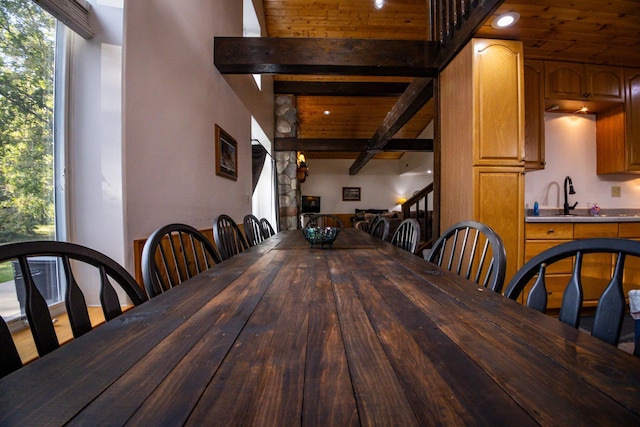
[[261, 0, 640, 160]]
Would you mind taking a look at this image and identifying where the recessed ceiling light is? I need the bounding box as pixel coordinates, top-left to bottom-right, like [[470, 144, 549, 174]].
[[491, 12, 520, 29], [374, 0, 384, 10], [323, 110, 331, 115]]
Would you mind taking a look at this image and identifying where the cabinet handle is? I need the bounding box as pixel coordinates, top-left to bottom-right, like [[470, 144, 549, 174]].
[[541, 160, 546, 166], [547, 229, 554, 234]]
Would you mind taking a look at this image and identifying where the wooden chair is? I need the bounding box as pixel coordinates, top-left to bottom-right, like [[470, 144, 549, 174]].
[[260, 218, 276, 237], [304, 214, 344, 228], [370, 216, 390, 241], [0, 241, 147, 378], [141, 223, 222, 298], [367, 214, 382, 235], [504, 238, 640, 351], [390, 218, 420, 254], [213, 214, 249, 261], [243, 214, 265, 247], [426, 220, 507, 293]]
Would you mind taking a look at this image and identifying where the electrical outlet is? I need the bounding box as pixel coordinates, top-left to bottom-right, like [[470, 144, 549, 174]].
[[612, 186, 622, 197]]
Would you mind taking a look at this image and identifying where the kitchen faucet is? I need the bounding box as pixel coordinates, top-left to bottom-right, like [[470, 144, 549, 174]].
[[563, 176, 578, 215]]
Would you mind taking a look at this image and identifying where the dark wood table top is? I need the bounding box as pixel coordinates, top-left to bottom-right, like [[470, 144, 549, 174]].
[[1, 229, 640, 425]]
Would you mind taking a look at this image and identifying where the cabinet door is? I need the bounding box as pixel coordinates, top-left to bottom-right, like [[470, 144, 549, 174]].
[[626, 68, 640, 170], [575, 223, 619, 302], [524, 60, 545, 170], [474, 167, 524, 282], [587, 65, 624, 102], [545, 61, 585, 100], [473, 39, 524, 166]]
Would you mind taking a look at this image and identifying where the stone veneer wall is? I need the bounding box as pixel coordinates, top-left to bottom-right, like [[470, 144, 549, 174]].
[[276, 151, 299, 230], [275, 95, 299, 230]]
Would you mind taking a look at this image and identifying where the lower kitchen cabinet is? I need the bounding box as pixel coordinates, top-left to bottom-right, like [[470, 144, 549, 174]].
[[523, 222, 640, 311]]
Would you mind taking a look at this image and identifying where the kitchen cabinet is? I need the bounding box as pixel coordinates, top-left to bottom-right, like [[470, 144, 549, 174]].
[[441, 38, 525, 282], [596, 68, 640, 174], [472, 39, 525, 166], [524, 60, 545, 170], [524, 222, 640, 310], [545, 61, 625, 103]]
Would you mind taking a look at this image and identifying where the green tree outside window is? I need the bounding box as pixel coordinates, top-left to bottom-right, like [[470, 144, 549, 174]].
[[0, 0, 55, 243]]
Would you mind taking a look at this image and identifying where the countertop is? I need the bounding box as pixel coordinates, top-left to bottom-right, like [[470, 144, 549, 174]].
[[526, 208, 640, 223]]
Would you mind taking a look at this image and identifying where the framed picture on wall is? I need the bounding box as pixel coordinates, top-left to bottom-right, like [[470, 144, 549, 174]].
[[215, 124, 238, 181], [342, 187, 361, 201]]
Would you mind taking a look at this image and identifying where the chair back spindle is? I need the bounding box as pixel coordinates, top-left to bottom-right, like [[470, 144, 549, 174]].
[[390, 218, 420, 254], [244, 214, 265, 246], [214, 215, 249, 260], [427, 220, 506, 293], [142, 223, 221, 298], [505, 238, 640, 351], [0, 240, 147, 378]]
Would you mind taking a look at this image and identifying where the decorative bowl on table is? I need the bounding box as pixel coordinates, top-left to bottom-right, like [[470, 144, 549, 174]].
[[302, 226, 340, 248]]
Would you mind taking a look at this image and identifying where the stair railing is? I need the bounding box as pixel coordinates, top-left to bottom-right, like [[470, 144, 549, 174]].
[[401, 183, 434, 251]]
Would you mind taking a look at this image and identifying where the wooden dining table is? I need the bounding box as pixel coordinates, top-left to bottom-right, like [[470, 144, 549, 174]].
[[1, 228, 640, 425]]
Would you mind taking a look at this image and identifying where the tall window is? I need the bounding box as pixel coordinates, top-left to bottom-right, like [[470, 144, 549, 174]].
[[0, 0, 60, 322]]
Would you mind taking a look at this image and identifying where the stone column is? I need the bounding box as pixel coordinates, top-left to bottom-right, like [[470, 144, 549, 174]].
[[276, 151, 299, 230], [274, 95, 300, 230]]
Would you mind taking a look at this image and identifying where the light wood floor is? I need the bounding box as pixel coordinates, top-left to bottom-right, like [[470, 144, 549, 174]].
[[12, 306, 130, 365]]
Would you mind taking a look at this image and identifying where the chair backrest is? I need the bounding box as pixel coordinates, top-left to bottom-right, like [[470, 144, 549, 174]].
[[426, 220, 507, 293], [260, 218, 276, 237], [141, 223, 222, 298], [367, 214, 382, 236], [243, 214, 265, 247], [504, 238, 640, 350], [213, 214, 249, 260], [390, 218, 420, 254], [304, 214, 344, 229], [0, 240, 147, 378], [370, 216, 390, 241]]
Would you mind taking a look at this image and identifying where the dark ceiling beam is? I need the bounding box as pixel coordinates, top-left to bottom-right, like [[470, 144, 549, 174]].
[[346, 0, 503, 174], [275, 138, 433, 152], [274, 81, 410, 97], [349, 78, 434, 175], [214, 37, 440, 77]]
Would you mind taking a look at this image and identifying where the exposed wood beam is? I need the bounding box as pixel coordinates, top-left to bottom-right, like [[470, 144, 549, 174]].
[[349, 78, 434, 175], [274, 81, 410, 97], [214, 37, 440, 77], [275, 138, 433, 152]]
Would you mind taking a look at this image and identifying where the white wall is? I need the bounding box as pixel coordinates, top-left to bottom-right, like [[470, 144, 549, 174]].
[[300, 153, 434, 214], [65, 0, 127, 303], [525, 113, 640, 210], [66, 0, 273, 306], [122, 1, 274, 271]]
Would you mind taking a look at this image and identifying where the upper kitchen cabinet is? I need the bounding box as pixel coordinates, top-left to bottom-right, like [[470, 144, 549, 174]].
[[546, 62, 624, 102], [524, 60, 545, 171], [596, 68, 640, 174], [472, 39, 525, 166]]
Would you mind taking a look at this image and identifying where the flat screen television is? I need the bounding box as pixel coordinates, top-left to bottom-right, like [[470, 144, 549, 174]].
[[301, 195, 321, 213]]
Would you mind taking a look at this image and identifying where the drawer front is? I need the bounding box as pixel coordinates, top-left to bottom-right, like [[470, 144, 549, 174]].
[[619, 222, 640, 238], [574, 223, 618, 238], [524, 241, 573, 274], [520, 275, 571, 310], [525, 223, 573, 239]]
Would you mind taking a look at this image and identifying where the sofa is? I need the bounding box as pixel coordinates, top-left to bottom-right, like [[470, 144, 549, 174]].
[[349, 208, 389, 227], [354, 210, 432, 243]]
